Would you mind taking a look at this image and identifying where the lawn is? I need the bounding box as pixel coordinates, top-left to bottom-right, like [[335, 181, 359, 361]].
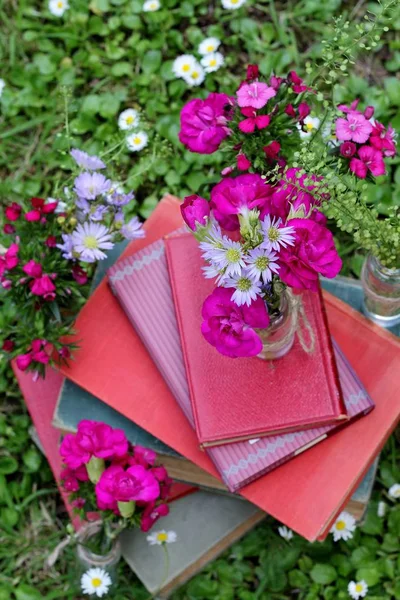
[[1, 0, 400, 598]]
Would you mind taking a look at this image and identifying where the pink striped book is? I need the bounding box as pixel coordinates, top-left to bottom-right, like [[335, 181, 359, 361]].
[[108, 238, 374, 492]]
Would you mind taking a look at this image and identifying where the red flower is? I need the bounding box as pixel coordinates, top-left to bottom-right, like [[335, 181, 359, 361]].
[[23, 260, 43, 278], [237, 153, 251, 171], [238, 108, 270, 134], [45, 236, 57, 248], [3, 224, 15, 234], [140, 502, 169, 532], [59, 346, 71, 359], [284, 104, 296, 119], [350, 146, 385, 179], [340, 142, 357, 158], [0, 243, 19, 276], [25, 198, 58, 222], [72, 265, 88, 285], [270, 75, 283, 90], [298, 102, 311, 121], [5, 203, 22, 221], [246, 64, 259, 81], [16, 353, 33, 371], [30, 275, 56, 301], [288, 71, 310, 93], [2, 340, 14, 352], [263, 141, 281, 161]]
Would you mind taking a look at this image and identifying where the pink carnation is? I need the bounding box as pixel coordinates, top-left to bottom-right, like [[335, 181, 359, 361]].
[[133, 445, 157, 468], [237, 153, 251, 171], [201, 287, 269, 358], [236, 82, 276, 110], [30, 274, 56, 301], [350, 146, 386, 179], [141, 502, 169, 532], [288, 71, 310, 94], [339, 142, 357, 158], [181, 195, 210, 231], [16, 353, 33, 371], [23, 260, 43, 278], [179, 93, 231, 154], [5, 203, 22, 221], [370, 121, 396, 157], [210, 174, 273, 231], [238, 108, 270, 134], [263, 167, 320, 221], [25, 197, 58, 222], [61, 465, 89, 492], [335, 112, 373, 144], [0, 243, 19, 276], [95, 464, 160, 511], [279, 219, 342, 291]]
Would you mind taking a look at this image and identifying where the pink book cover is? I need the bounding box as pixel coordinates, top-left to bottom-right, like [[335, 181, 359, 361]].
[[108, 237, 373, 492], [164, 233, 347, 447]]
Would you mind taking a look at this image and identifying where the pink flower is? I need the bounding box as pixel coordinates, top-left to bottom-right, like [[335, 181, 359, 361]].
[[60, 421, 129, 469], [246, 64, 259, 81], [210, 174, 272, 231], [133, 445, 157, 468], [3, 224, 15, 234], [340, 142, 357, 158], [238, 107, 270, 134], [236, 82, 276, 110], [72, 265, 88, 285], [30, 274, 56, 300], [25, 197, 58, 222], [288, 71, 310, 93], [0, 243, 19, 276], [264, 167, 319, 221], [58, 346, 71, 359], [270, 75, 283, 90], [140, 502, 169, 532], [370, 121, 396, 157], [181, 195, 210, 231], [350, 146, 386, 178], [179, 93, 232, 154], [364, 106, 374, 120], [2, 340, 14, 352], [45, 236, 57, 248], [72, 498, 86, 509], [263, 141, 281, 161], [284, 104, 296, 119], [5, 203, 22, 221], [337, 99, 360, 114], [201, 287, 269, 358], [95, 464, 160, 511], [335, 112, 373, 144], [31, 339, 50, 364], [237, 153, 251, 171], [16, 353, 33, 371], [23, 260, 43, 278], [61, 465, 89, 492], [279, 219, 342, 291], [1, 278, 12, 290], [298, 103, 311, 120]]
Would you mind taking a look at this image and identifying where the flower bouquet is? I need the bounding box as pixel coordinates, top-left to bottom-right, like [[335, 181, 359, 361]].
[[178, 63, 397, 358], [1, 149, 144, 377], [59, 420, 172, 596]]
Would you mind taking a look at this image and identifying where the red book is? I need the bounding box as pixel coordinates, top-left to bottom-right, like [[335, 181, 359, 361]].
[[60, 197, 400, 541], [165, 233, 347, 446]]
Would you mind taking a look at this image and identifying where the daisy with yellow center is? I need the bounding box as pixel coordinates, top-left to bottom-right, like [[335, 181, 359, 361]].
[[330, 511, 356, 542], [81, 567, 112, 597], [147, 530, 178, 545], [348, 579, 368, 599], [118, 108, 139, 131], [297, 115, 321, 139], [388, 483, 400, 499], [182, 63, 205, 88], [221, 0, 247, 8], [126, 131, 149, 152], [172, 55, 197, 79], [201, 52, 225, 74], [143, 0, 161, 11], [198, 37, 221, 56], [49, 0, 69, 16]]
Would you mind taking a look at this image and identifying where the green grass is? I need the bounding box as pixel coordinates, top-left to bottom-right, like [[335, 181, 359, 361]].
[[1, 0, 400, 598]]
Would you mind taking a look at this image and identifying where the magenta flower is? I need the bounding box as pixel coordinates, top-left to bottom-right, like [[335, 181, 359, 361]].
[[25, 197, 58, 222], [246, 64, 259, 81], [210, 174, 272, 231], [288, 71, 310, 93], [181, 195, 210, 231], [263, 141, 281, 161], [350, 146, 386, 178], [284, 104, 296, 119], [5, 202, 22, 221], [264, 167, 319, 221], [238, 108, 270, 134], [340, 142, 357, 158], [23, 260, 43, 278], [0, 243, 19, 276], [179, 93, 232, 154], [270, 75, 283, 90], [201, 287, 269, 358], [141, 502, 169, 532], [3, 224, 15, 234], [236, 82, 276, 110], [2, 340, 14, 352], [45, 236, 57, 248], [95, 464, 160, 511], [279, 219, 342, 291], [71, 265, 88, 285], [61, 465, 89, 492], [133, 445, 157, 468], [30, 274, 56, 301], [335, 112, 373, 144], [16, 353, 33, 371], [370, 121, 396, 157], [237, 153, 251, 171], [31, 339, 50, 364]]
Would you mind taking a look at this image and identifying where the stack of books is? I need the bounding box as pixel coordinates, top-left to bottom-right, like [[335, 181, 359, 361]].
[[13, 195, 400, 597]]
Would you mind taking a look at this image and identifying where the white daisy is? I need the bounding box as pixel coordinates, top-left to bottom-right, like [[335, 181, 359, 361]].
[[202, 262, 226, 285], [201, 238, 246, 278], [225, 270, 263, 307], [182, 64, 205, 87], [118, 109, 139, 131], [0, 79, 5, 97], [143, 0, 160, 10], [198, 37, 221, 55], [172, 55, 198, 79], [126, 131, 148, 152], [81, 567, 112, 597], [71, 222, 114, 262], [261, 215, 296, 252], [278, 526, 293, 541], [246, 246, 280, 284], [201, 52, 224, 74], [147, 530, 177, 545], [48, 0, 69, 16], [377, 501, 386, 517], [221, 0, 247, 9], [297, 116, 321, 139], [348, 580, 368, 599], [388, 483, 400, 499], [330, 511, 356, 542]]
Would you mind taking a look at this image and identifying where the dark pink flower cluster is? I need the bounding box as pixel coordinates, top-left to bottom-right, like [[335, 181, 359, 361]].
[[15, 339, 50, 371], [59, 420, 172, 532], [335, 100, 395, 178]]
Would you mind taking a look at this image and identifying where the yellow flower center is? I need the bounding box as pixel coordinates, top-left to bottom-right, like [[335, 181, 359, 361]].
[[255, 256, 269, 270], [267, 227, 280, 242], [335, 520, 346, 530], [209, 59, 217, 67], [207, 45, 214, 52], [126, 116, 134, 125], [237, 277, 252, 292], [226, 248, 241, 263], [156, 533, 168, 542], [355, 584, 363, 593], [133, 137, 142, 145], [91, 578, 102, 588], [231, 0, 239, 4], [83, 235, 99, 249], [182, 64, 190, 73], [306, 122, 315, 131], [150, 2, 156, 7], [57, 1, 63, 6], [192, 71, 199, 79]]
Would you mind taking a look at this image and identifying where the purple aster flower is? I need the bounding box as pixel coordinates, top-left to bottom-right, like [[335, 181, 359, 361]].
[[89, 205, 109, 222], [74, 172, 111, 200], [70, 149, 106, 171], [57, 234, 74, 260], [114, 211, 124, 224], [76, 198, 91, 214], [106, 191, 135, 207], [121, 217, 146, 241], [71, 222, 114, 262]]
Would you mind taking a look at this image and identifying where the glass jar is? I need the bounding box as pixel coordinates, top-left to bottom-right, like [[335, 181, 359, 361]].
[[256, 290, 299, 360], [361, 254, 400, 328], [76, 521, 121, 598]]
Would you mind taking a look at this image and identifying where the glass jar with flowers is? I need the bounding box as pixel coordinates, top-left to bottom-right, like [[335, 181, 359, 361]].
[[58, 420, 172, 597]]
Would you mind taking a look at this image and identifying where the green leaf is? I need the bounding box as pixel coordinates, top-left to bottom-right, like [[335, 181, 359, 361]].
[[14, 585, 42, 600], [310, 564, 337, 585], [384, 77, 400, 106], [142, 50, 162, 75], [22, 447, 42, 472], [356, 565, 382, 587], [351, 547, 375, 569], [0, 456, 18, 474], [111, 62, 133, 77], [289, 569, 309, 588], [361, 510, 384, 536], [0, 506, 19, 528], [81, 95, 101, 116]]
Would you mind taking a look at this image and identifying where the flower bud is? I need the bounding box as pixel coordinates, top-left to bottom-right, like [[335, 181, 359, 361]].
[[117, 501, 136, 518], [86, 456, 105, 484]]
